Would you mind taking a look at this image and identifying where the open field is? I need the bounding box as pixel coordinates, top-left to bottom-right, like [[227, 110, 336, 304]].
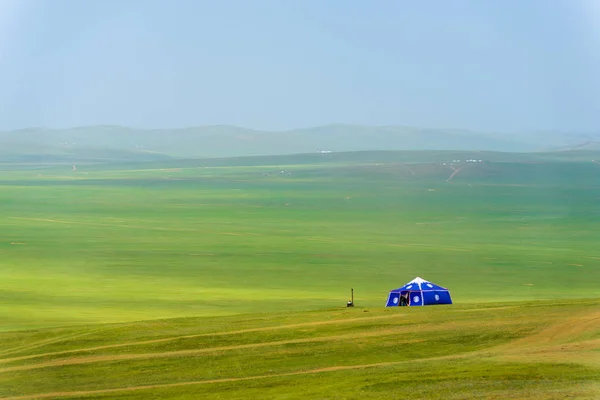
[[1, 150, 599, 398], [0, 300, 599, 399]]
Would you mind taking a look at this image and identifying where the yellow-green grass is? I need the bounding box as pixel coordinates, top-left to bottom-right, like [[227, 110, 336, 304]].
[[1, 155, 599, 398], [0, 299, 598, 399], [1, 159, 599, 330]]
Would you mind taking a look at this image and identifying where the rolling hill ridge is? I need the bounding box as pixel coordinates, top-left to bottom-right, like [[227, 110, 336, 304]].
[[2, 125, 599, 161]]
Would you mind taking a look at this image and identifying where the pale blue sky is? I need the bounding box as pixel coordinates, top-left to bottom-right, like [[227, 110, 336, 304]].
[[0, 0, 599, 132]]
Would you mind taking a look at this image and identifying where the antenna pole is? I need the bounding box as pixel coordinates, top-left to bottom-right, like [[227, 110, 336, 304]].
[[351, 288, 354, 303]]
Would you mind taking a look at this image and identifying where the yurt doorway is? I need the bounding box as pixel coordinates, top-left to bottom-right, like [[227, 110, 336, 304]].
[[400, 291, 410, 306]]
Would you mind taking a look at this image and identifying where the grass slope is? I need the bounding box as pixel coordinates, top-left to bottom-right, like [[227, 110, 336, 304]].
[[0, 300, 598, 399], [1, 152, 599, 398], [1, 155, 599, 330]]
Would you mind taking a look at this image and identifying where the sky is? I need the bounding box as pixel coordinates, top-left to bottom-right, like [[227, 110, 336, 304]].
[[0, 0, 599, 132]]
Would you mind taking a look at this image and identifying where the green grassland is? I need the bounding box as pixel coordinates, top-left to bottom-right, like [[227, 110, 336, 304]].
[[0, 301, 598, 399], [1, 151, 599, 398]]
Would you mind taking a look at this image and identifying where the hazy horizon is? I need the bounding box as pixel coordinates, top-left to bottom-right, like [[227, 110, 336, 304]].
[[0, 122, 596, 133], [1, 0, 600, 133], [3, 123, 600, 137]]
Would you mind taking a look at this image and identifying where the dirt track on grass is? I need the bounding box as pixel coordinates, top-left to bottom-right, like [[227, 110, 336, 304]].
[[0, 315, 404, 364], [2, 310, 597, 399], [0, 330, 425, 374], [0, 353, 471, 400]]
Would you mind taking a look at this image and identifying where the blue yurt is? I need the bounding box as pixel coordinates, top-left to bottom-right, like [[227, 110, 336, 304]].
[[385, 277, 452, 307]]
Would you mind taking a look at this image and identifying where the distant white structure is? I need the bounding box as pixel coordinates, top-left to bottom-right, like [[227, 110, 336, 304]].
[[319, 150, 332, 154], [446, 159, 483, 165]]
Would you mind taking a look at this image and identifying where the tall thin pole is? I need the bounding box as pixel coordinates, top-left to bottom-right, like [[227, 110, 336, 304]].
[[351, 288, 354, 304]]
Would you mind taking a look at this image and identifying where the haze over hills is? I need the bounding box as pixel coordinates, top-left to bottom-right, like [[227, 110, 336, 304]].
[[1, 125, 599, 162]]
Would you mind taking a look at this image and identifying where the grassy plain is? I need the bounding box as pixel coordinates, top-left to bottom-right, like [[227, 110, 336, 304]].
[[1, 151, 599, 398], [0, 300, 598, 399]]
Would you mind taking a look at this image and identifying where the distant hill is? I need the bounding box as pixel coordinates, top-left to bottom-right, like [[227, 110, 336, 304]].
[[553, 140, 600, 151], [1, 124, 599, 161]]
